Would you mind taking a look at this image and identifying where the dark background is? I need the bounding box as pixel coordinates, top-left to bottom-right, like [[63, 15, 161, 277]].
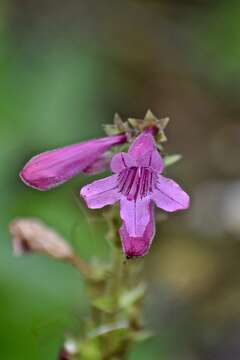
[[1, 1, 240, 359]]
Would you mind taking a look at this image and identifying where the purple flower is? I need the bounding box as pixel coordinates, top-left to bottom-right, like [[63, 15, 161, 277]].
[[80, 133, 190, 258], [20, 134, 127, 191]]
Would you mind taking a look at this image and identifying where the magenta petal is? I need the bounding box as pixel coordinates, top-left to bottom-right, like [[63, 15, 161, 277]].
[[120, 203, 155, 258], [111, 152, 136, 173], [83, 152, 111, 175], [152, 175, 190, 212], [120, 197, 151, 237], [20, 134, 126, 190], [129, 133, 156, 159], [80, 175, 120, 209], [137, 149, 164, 173]]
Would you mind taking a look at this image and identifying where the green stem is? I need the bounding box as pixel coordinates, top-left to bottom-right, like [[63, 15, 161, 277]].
[[109, 248, 123, 320]]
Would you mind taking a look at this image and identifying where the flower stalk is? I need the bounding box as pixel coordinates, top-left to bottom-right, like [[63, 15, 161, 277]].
[[12, 111, 190, 359]]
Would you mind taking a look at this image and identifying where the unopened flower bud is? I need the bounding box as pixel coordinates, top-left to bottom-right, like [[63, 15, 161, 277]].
[[9, 218, 74, 259], [9, 218, 93, 277], [20, 134, 127, 190]]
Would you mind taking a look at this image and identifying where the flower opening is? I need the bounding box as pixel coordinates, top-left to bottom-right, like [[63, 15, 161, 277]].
[[117, 167, 156, 200], [81, 132, 190, 258]]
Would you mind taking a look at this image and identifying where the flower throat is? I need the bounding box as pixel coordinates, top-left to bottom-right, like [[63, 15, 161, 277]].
[[117, 167, 156, 201]]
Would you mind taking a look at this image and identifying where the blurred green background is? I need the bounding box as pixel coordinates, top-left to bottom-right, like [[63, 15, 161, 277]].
[[1, 0, 240, 359]]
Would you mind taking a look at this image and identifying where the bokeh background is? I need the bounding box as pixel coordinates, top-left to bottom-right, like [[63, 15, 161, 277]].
[[1, 0, 240, 359]]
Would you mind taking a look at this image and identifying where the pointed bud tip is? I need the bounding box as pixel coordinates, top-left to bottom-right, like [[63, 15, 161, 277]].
[[19, 168, 50, 191]]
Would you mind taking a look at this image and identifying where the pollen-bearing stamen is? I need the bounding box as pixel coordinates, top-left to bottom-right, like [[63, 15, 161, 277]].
[[117, 167, 156, 201]]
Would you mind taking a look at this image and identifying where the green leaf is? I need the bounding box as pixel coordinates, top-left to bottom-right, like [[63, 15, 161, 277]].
[[86, 323, 131, 359], [88, 320, 128, 338], [164, 154, 182, 167], [119, 284, 146, 309], [78, 337, 102, 359], [130, 329, 153, 342], [92, 296, 116, 313]]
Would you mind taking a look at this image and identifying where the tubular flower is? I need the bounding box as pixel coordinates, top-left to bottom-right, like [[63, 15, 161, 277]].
[[81, 133, 190, 258], [20, 134, 127, 191]]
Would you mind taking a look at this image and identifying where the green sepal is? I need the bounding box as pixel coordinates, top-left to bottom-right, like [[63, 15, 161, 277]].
[[164, 154, 182, 167]]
